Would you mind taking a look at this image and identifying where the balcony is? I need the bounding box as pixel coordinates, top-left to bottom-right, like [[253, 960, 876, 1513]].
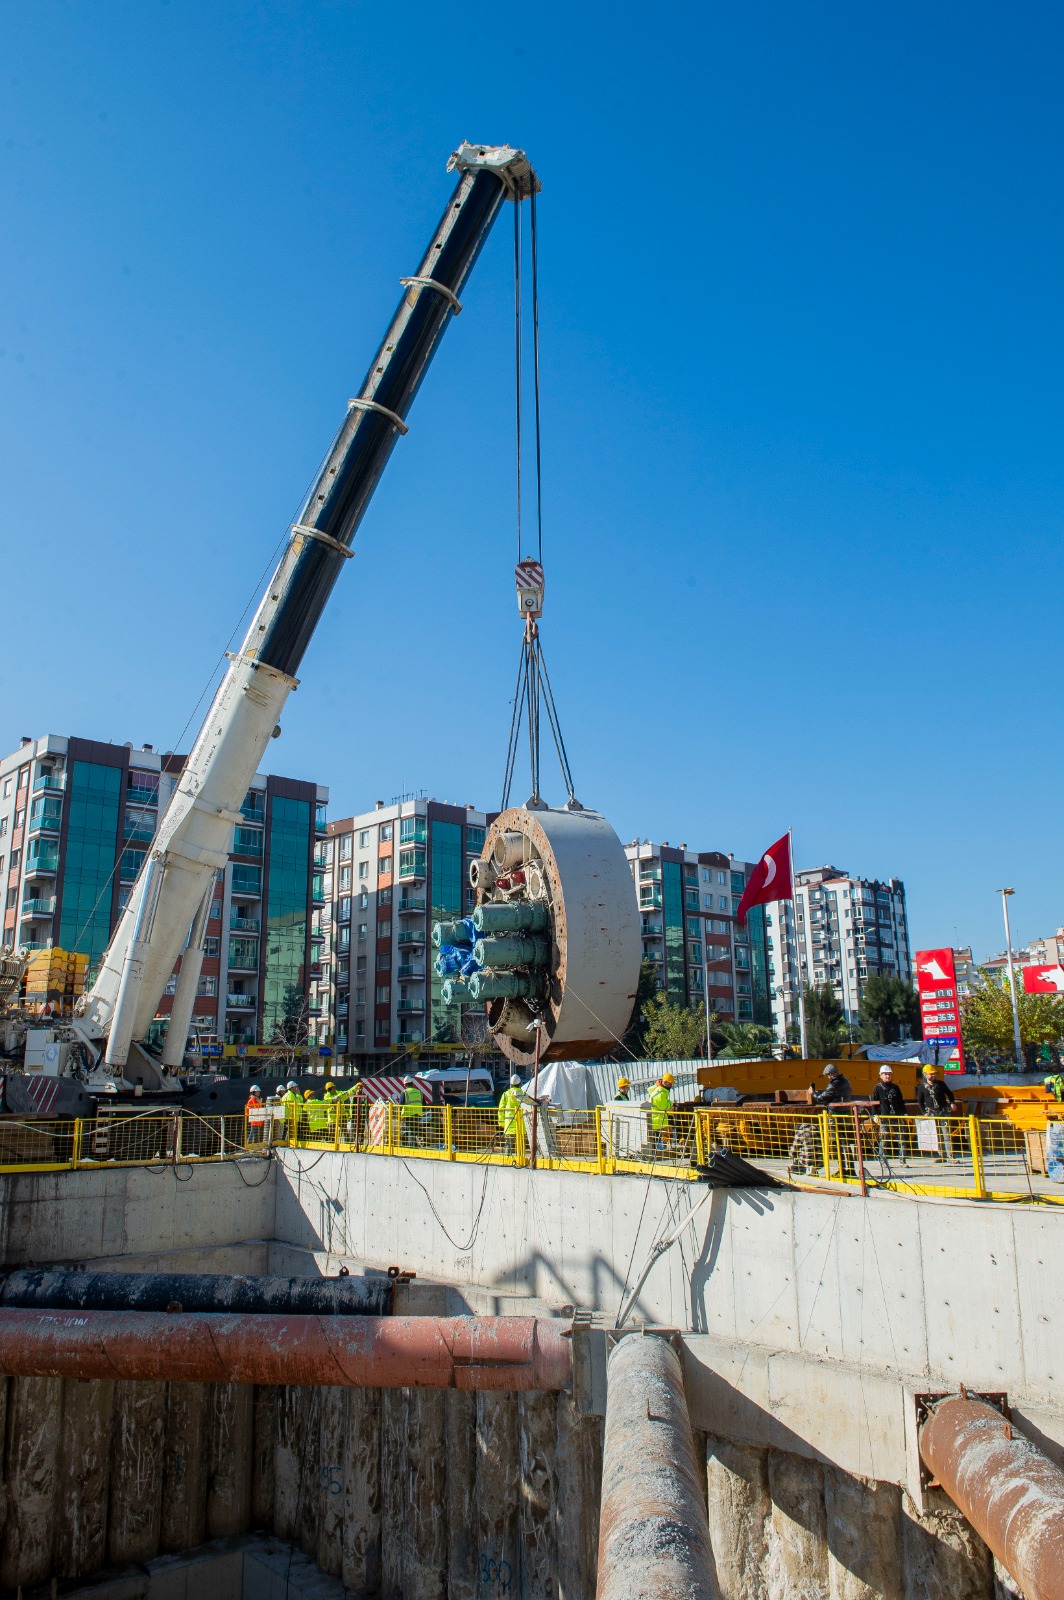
[[230, 915, 260, 934], [398, 851, 427, 881], [26, 853, 59, 878], [33, 772, 66, 795], [127, 786, 158, 808], [397, 964, 425, 980], [21, 940, 52, 951], [639, 892, 663, 911], [397, 1031, 424, 1045], [28, 806, 62, 836], [20, 898, 56, 919], [240, 795, 266, 823], [398, 929, 425, 948], [226, 993, 256, 1009], [399, 897, 426, 914], [227, 954, 259, 974], [399, 820, 428, 846], [640, 923, 663, 937], [313, 848, 329, 870]]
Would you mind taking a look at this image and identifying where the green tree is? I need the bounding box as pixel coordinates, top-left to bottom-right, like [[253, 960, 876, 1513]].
[[804, 983, 847, 1057], [620, 961, 662, 1059], [642, 995, 709, 1061], [717, 1022, 775, 1060], [858, 975, 921, 1045], [960, 970, 1064, 1066]]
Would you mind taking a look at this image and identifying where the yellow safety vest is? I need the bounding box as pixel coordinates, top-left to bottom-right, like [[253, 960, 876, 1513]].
[[649, 1086, 672, 1131], [400, 1086, 425, 1120], [497, 1087, 524, 1136]]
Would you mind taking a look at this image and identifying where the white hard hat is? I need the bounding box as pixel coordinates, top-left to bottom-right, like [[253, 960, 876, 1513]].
[[510, 1074, 522, 1086], [879, 1065, 892, 1076], [403, 1075, 413, 1084], [287, 1080, 300, 1090], [249, 1084, 261, 1093]]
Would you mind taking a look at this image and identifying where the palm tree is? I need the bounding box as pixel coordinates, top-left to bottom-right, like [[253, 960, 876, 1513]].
[[717, 1022, 775, 1060]]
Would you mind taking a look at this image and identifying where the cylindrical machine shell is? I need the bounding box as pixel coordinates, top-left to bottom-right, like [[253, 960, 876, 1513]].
[[491, 832, 527, 871], [919, 1396, 1064, 1600], [474, 936, 549, 969], [432, 920, 469, 949], [473, 902, 549, 935], [479, 806, 640, 1067]]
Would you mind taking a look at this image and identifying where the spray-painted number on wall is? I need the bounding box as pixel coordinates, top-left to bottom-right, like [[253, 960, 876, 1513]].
[[478, 1554, 513, 1592], [319, 1464, 343, 1496]]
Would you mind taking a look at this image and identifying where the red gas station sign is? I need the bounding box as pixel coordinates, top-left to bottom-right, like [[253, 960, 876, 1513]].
[[1022, 964, 1064, 994], [915, 948, 965, 1072]]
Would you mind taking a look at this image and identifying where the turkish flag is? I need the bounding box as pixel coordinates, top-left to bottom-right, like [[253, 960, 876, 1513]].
[[736, 833, 793, 927], [1022, 964, 1064, 995]]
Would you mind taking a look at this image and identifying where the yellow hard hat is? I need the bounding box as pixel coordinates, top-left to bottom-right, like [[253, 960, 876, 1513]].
[[304, 1088, 315, 1098], [922, 1065, 936, 1076], [325, 1081, 335, 1089], [617, 1077, 630, 1090], [661, 1072, 675, 1086]]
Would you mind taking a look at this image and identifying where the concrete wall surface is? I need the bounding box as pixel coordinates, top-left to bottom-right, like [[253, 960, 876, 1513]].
[[0, 1160, 275, 1270], [273, 1152, 1064, 1412]]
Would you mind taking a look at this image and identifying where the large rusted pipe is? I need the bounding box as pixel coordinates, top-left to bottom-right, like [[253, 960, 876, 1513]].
[[920, 1395, 1064, 1600], [0, 1309, 571, 1392], [0, 1268, 392, 1317], [597, 1332, 713, 1600]]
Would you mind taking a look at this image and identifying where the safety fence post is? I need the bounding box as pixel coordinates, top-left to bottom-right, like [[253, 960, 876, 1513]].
[[852, 1106, 868, 1197], [819, 1110, 832, 1179], [694, 1108, 708, 1169], [969, 1115, 986, 1199], [515, 1106, 526, 1167], [71, 1118, 83, 1168], [595, 1106, 605, 1174], [444, 1105, 455, 1160]]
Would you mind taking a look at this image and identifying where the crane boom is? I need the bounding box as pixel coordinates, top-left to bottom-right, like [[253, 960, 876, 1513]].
[[76, 142, 538, 1081]]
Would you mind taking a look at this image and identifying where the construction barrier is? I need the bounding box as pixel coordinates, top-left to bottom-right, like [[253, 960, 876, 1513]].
[[0, 1104, 1061, 1204]]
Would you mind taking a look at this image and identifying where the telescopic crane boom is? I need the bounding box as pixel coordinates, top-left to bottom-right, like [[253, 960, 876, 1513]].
[[73, 142, 539, 1090]]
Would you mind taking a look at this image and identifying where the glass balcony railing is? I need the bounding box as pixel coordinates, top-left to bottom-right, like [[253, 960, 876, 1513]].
[[29, 805, 63, 834], [399, 820, 428, 846], [397, 965, 425, 980], [399, 896, 426, 913], [33, 773, 66, 795], [26, 849, 59, 876], [397, 1000, 424, 1013], [127, 786, 158, 808], [397, 929, 425, 946], [398, 852, 427, 879], [230, 915, 260, 934], [397, 1031, 424, 1045], [21, 940, 52, 952], [20, 898, 56, 918], [226, 993, 256, 1009]]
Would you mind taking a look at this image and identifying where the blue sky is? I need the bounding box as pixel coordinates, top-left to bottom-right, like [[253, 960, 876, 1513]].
[[1, 1, 1060, 961]]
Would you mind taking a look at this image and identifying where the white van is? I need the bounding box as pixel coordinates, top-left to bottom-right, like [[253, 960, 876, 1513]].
[[419, 1066, 496, 1108]]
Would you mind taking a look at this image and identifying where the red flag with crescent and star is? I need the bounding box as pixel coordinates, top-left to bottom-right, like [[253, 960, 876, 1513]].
[[735, 833, 793, 926]]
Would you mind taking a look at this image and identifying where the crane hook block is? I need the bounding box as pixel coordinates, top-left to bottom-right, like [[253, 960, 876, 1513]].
[[516, 560, 545, 620]]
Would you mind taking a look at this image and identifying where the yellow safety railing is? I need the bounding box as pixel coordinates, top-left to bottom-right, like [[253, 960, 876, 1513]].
[[0, 1102, 1061, 1204]]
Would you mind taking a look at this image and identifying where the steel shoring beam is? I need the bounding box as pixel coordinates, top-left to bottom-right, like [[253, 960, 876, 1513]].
[[0, 1309, 571, 1392], [920, 1395, 1064, 1600], [596, 1333, 714, 1600], [0, 1268, 393, 1318]]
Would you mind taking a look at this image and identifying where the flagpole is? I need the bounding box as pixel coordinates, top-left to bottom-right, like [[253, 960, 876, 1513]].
[[789, 827, 809, 1059]]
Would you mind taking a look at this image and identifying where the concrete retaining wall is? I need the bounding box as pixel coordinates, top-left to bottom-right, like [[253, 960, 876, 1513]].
[[0, 1160, 275, 1272]]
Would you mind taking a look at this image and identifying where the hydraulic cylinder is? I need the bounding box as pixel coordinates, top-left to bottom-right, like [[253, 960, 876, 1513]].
[[473, 936, 550, 970], [472, 901, 549, 935]]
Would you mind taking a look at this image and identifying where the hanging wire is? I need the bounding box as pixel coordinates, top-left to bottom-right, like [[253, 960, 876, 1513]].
[[529, 185, 544, 564], [513, 197, 524, 564]]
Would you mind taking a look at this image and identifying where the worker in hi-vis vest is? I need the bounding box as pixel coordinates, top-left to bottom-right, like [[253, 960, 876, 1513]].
[[281, 1081, 301, 1141], [400, 1075, 426, 1145], [497, 1074, 526, 1153], [648, 1072, 674, 1149]]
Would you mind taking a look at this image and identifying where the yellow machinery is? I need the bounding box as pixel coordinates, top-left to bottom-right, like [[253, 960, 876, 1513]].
[[696, 1057, 920, 1101]]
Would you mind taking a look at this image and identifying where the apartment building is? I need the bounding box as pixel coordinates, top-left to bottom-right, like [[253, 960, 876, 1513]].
[[763, 866, 911, 1038], [313, 796, 493, 1069], [623, 842, 774, 1027], [0, 733, 327, 1050]]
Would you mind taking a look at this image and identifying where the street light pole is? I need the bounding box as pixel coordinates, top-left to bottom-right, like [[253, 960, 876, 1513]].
[[998, 887, 1025, 1074]]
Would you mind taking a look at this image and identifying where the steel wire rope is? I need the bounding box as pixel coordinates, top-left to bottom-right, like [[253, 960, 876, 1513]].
[[513, 197, 524, 564], [529, 184, 544, 565]]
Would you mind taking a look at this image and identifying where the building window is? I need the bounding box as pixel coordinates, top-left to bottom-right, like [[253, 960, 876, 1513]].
[[378, 855, 392, 876], [197, 975, 218, 996], [466, 826, 486, 853], [377, 919, 392, 939], [232, 863, 262, 896], [359, 889, 369, 910], [356, 954, 367, 972], [379, 886, 392, 905], [337, 927, 350, 950], [210, 900, 222, 919], [359, 830, 369, 848], [399, 848, 426, 877], [377, 952, 390, 970], [338, 897, 351, 922], [1, 779, 10, 797], [204, 937, 219, 959], [232, 826, 264, 857], [338, 835, 352, 860], [339, 865, 352, 891], [380, 822, 393, 842], [358, 861, 368, 880], [357, 924, 368, 941], [261, 795, 311, 1043], [376, 985, 390, 1004]]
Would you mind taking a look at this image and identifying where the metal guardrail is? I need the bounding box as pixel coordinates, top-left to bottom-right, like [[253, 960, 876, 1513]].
[[0, 1105, 1060, 1204]]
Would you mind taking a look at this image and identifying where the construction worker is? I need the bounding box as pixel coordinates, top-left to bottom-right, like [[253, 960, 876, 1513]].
[[916, 1065, 957, 1162], [399, 1074, 426, 1146], [281, 1079, 302, 1141], [868, 1065, 908, 1168], [337, 1073, 365, 1147], [245, 1084, 265, 1145], [1044, 1073, 1064, 1104], [613, 1076, 631, 1102], [303, 1086, 328, 1141], [648, 1072, 674, 1152], [322, 1079, 340, 1138], [497, 1073, 527, 1156], [812, 1063, 856, 1177]]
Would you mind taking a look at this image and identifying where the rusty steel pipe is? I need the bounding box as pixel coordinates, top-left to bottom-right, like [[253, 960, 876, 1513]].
[[597, 1333, 714, 1600], [920, 1395, 1064, 1600], [0, 1309, 572, 1392]]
